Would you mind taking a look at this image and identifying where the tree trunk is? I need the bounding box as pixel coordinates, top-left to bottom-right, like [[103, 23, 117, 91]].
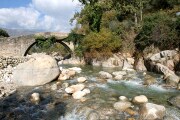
[[134, 13, 138, 25], [140, 9, 143, 21]]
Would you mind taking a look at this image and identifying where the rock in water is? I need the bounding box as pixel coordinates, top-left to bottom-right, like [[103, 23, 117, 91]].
[[65, 84, 85, 94], [119, 96, 128, 102], [165, 74, 180, 87], [113, 101, 132, 111], [77, 77, 87, 83], [139, 103, 166, 120], [13, 54, 60, 86], [99, 71, 112, 79], [30, 93, 40, 104], [72, 91, 86, 99], [133, 95, 148, 104]]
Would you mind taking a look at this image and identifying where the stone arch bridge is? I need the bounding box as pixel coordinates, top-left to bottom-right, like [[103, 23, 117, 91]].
[[0, 32, 74, 57]]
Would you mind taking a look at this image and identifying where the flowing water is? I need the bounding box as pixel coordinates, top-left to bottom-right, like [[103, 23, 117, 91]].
[[0, 65, 179, 120]]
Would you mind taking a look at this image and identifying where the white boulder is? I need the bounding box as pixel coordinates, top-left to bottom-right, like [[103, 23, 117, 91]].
[[133, 95, 148, 104], [77, 77, 87, 83], [65, 84, 85, 94], [72, 91, 86, 99], [13, 54, 60, 86], [140, 103, 166, 120]]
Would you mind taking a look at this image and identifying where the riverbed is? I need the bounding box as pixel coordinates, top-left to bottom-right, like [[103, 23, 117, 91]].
[[0, 65, 179, 120]]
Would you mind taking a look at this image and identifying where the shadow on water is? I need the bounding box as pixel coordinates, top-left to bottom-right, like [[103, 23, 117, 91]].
[[0, 88, 67, 120]]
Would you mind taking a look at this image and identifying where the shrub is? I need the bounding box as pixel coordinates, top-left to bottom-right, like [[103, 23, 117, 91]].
[[81, 28, 122, 60], [35, 36, 56, 49], [0, 29, 9, 37]]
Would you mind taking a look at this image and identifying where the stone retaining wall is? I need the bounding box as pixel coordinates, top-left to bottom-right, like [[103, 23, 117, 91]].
[[0, 56, 28, 69]]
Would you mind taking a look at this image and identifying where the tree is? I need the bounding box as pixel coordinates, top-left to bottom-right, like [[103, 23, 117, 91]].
[[74, 0, 115, 33], [150, 0, 180, 10], [0, 29, 9, 37], [135, 12, 179, 51]]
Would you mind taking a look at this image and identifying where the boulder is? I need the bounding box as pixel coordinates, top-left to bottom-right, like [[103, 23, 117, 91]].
[[133, 95, 148, 104], [99, 71, 112, 79], [13, 54, 60, 86], [135, 58, 147, 71], [122, 60, 133, 70], [160, 50, 178, 58], [65, 84, 85, 94], [145, 50, 178, 74], [72, 91, 86, 99], [150, 50, 177, 61], [139, 103, 166, 120], [165, 60, 174, 71], [113, 101, 132, 111], [77, 77, 87, 83], [165, 74, 179, 87], [101, 55, 124, 68], [155, 63, 175, 75]]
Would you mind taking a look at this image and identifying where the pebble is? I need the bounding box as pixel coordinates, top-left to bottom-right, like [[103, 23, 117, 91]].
[[30, 93, 40, 104]]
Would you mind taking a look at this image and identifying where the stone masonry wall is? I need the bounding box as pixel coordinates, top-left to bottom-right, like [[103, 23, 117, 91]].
[[0, 35, 35, 57], [0, 56, 29, 69]]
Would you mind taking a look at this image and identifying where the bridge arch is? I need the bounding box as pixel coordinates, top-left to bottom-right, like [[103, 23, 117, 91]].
[[23, 39, 72, 60], [0, 33, 75, 57]]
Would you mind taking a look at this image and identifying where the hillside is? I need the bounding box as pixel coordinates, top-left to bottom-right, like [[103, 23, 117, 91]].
[[1, 28, 43, 37]]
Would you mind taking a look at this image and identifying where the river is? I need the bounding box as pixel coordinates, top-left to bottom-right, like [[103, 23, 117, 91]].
[[0, 64, 179, 120]]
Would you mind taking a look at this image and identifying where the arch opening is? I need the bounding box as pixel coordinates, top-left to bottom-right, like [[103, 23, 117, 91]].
[[24, 39, 72, 60]]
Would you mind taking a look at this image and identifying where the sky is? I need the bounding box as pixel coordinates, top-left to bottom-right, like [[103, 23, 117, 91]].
[[0, 0, 81, 32]]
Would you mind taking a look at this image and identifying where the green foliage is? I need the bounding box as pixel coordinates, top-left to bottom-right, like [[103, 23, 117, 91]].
[[0, 29, 9, 37], [29, 36, 68, 55], [72, 0, 179, 61], [64, 31, 84, 45], [35, 36, 56, 49], [81, 28, 121, 59], [135, 12, 180, 51], [74, 45, 84, 58]]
